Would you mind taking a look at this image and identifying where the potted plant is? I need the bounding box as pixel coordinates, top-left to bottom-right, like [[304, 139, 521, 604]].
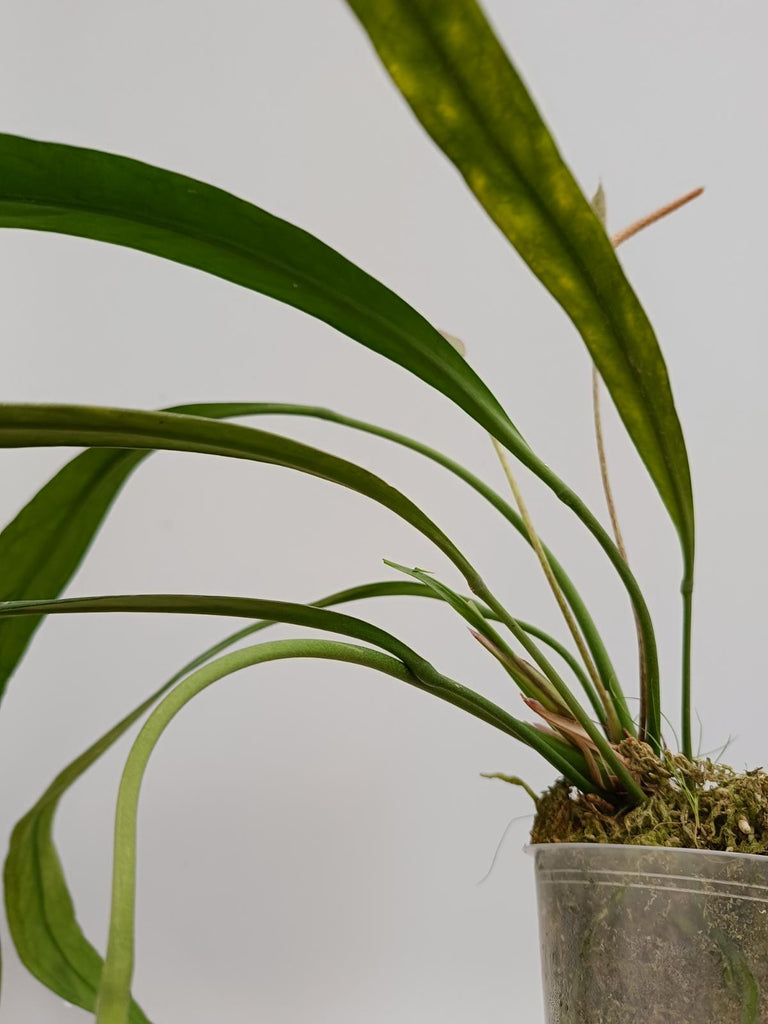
[[0, 1, 764, 1021]]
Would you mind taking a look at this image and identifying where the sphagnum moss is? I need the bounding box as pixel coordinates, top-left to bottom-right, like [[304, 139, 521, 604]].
[[532, 739, 768, 854]]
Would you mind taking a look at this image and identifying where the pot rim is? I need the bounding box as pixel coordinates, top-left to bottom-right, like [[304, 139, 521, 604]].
[[524, 842, 768, 864]]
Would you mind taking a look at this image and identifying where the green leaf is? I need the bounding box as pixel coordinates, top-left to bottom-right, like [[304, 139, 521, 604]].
[[0, 401, 298, 700], [385, 559, 568, 713], [0, 134, 664, 739], [93, 641, 417, 1022], [381, 561, 642, 798], [85, 632, 595, 1020], [6, 717, 153, 1022], [1, 585, 647, 797], [0, 400, 621, 715], [385, 558, 595, 715], [1, 404, 664, 754], [345, 0, 694, 570], [4, 583, 408, 1016], [384, 559, 488, 632], [0, 133, 520, 450], [0, 590, 597, 783], [3, 578, 594, 1016], [0, 400, 485, 590], [9, 406, 635, 748], [236, 405, 622, 708], [0, 582, 450, 1016], [0, 449, 144, 699]]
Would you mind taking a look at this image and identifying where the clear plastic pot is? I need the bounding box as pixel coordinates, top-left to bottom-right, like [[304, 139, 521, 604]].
[[529, 843, 768, 1023]]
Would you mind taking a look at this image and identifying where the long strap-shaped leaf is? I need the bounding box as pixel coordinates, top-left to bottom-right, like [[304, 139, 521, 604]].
[[345, 0, 694, 573], [0, 591, 594, 780], [0, 137, 663, 741], [0, 588, 643, 799], [0, 133, 517, 447], [0, 399, 626, 725], [5, 585, 400, 1019], [4, 579, 590, 1017], [346, 2, 697, 747], [0, 403, 648, 777], [242, 403, 632, 729], [93, 637, 583, 1023], [0, 401, 482, 586]]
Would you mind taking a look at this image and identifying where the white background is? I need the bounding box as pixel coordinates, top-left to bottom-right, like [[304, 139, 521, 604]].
[[1, 1, 766, 1020]]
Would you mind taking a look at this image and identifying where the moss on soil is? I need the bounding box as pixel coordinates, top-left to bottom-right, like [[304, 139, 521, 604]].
[[531, 737, 768, 854]]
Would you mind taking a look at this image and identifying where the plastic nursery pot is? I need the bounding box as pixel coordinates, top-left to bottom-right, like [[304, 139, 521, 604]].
[[528, 843, 768, 1024]]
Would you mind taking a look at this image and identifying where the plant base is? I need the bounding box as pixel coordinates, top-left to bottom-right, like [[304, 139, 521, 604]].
[[531, 739, 768, 854]]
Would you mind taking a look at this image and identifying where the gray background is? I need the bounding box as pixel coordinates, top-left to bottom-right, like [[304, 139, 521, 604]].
[[0, 1, 766, 1020]]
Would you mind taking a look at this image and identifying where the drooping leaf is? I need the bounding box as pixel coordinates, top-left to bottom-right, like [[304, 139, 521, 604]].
[[91, 636, 588, 1022], [0, 134, 662, 732], [0, 401, 484, 591], [345, 0, 694, 572], [0, 400, 620, 711], [0, 133, 520, 452], [0, 449, 144, 697], [0, 583, 459, 1016], [0, 584, 645, 796], [3, 579, 592, 1015], [0, 401, 293, 699], [6, 726, 152, 1021], [5, 583, 413, 1016], [1, 403, 662, 750], [0, 590, 596, 781], [92, 641, 416, 1023]]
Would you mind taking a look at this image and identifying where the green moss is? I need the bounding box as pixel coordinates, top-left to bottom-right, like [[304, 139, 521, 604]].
[[531, 738, 768, 854]]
